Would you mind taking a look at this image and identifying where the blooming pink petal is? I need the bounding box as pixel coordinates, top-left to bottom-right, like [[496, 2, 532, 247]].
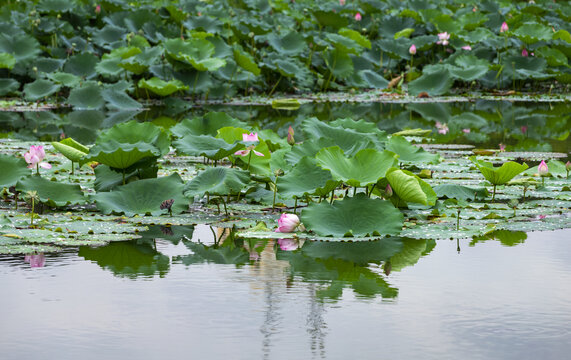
[[234, 150, 250, 156], [39, 162, 52, 169], [461, 45, 472, 50], [462, 128, 471, 134], [339, 0, 345, 5], [499, 143, 506, 152], [242, 132, 259, 142], [253, 150, 265, 157]]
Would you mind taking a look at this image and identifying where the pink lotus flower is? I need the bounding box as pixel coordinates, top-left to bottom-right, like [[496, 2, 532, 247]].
[[234, 147, 264, 157], [499, 143, 506, 152], [462, 128, 471, 134], [566, 161, 570, 171], [24, 145, 51, 171], [385, 184, 393, 197], [24, 253, 45, 268], [277, 238, 299, 251], [538, 160, 549, 176], [521, 125, 527, 134], [409, 44, 416, 55], [522, 48, 529, 57], [500, 22, 509, 33], [435, 121, 449, 134], [287, 126, 295, 146], [95, 4, 101, 14], [437, 32, 450, 45], [355, 13, 362, 21], [339, 0, 346, 5], [275, 213, 300, 233], [461, 45, 472, 50], [242, 132, 259, 142]]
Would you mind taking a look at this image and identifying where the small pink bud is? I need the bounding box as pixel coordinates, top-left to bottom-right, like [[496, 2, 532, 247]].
[[566, 161, 571, 171], [95, 5, 101, 14], [500, 22, 509, 33], [521, 126, 527, 134], [522, 48, 529, 57], [385, 184, 393, 197], [462, 128, 471, 134], [538, 160, 549, 176], [287, 126, 295, 146], [499, 143, 506, 152], [275, 213, 300, 233], [355, 12, 362, 21], [409, 44, 416, 55]]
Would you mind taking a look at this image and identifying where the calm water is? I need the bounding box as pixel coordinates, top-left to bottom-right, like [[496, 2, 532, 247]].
[[1, 226, 570, 360]]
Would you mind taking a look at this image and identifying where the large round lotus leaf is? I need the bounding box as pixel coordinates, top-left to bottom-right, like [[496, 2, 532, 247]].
[[164, 38, 226, 71], [138, 77, 189, 96], [38, 0, 74, 12], [96, 120, 170, 156], [101, 88, 143, 111], [63, 53, 99, 78], [86, 141, 159, 169], [173, 134, 243, 161], [301, 117, 379, 156], [449, 55, 490, 81], [339, 28, 371, 49], [323, 49, 354, 79], [301, 193, 404, 237], [0, 53, 16, 70], [315, 146, 398, 187], [94, 173, 187, 216], [183, 167, 251, 197], [0, 34, 40, 62], [23, 79, 61, 101], [359, 70, 389, 89], [408, 68, 454, 96], [312, 10, 348, 29], [16, 176, 86, 207], [457, 27, 494, 43], [46, 72, 81, 87], [0, 155, 29, 188], [535, 47, 568, 67], [278, 157, 341, 198], [171, 112, 247, 138], [233, 48, 261, 76], [94, 164, 157, 192], [514, 23, 553, 44], [503, 56, 548, 80], [386, 136, 440, 164], [434, 184, 489, 201], [385, 168, 433, 206], [78, 241, 170, 278], [267, 32, 307, 55], [67, 82, 105, 109], [0, 78, 19, 96], [34, 57, 65, 73], [470, 156, 529, 185]]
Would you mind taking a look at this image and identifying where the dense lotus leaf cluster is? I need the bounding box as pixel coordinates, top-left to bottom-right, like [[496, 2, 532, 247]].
[[0, 108, 569, 256], [0, 0, 570, 106]]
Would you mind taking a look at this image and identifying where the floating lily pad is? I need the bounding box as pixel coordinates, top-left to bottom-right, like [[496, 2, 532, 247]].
[[16, 176, 86, 207], [183, 167, 251, 198], [0, 155, 30, 188]]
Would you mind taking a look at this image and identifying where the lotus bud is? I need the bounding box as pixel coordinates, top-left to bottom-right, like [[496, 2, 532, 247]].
[[409, 44, 416, 55], [500, 22, 509, 33], [95, 5, 101, 14], [538, 160, 548, 176], [566, 161, 570, 171], [287, 126, 295, 145], [499, 143, 506, 152], [275, 213, 300, 233], [355, 13, 362, 21], [248, 32, 255, 38], [339, 0, 345, 5], [385, 184, 393, 198], [522, 48, 529, 57]]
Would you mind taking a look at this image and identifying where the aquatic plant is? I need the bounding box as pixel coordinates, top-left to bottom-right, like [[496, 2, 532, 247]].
[[275, 213, 301, 233], [24, 146, 51, 175]]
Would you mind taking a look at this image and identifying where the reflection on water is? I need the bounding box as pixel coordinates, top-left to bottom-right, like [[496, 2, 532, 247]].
[[1, 228, 571, 359]]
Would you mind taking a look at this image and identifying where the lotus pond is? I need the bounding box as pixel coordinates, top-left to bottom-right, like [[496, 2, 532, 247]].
[[0, 99, 570, 359]]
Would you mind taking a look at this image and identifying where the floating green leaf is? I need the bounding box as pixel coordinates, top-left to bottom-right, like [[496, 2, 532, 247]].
[[138, 77, 189, 96], [470, 157, 529, 185], [0, 155, 30, 188], [16, 176, 86, 207], [173, 134, 243, 161], [183, 167, 251, 198]]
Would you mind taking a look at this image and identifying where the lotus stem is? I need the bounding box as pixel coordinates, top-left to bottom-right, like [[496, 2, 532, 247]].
[[456, 209, 461, 230], [272, 175, 279, 211], [541, 177, 545, 186], [368, 184, 376, 198], [219, 196, 228, 217], [353, 187, 357, 196], [330, 190, 334, 204], [268, 75, 282, 98], [71, 161, 74, 175], [246, 151, 253, 170], [36, 163, 39, 175], [492, 184, 496, 202], [294, 197, 298, 213], [30, 196, 35, 227], [122, 170, 126, 185]]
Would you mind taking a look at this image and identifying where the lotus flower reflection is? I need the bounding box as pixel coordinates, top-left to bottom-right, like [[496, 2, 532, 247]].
[[277, 238, 300, 251], [24, 145, 51, 174], [24, 253, 45, 268], [275, 213, 300, 233]]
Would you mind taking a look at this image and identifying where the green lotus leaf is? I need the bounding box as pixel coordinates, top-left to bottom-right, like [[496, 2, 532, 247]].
[[433, 184, 489, 201], [183, 167, 251, 198], [164, 38, 226, 71], [0, 53, 15, 70], [313, 10, 348, 29], [278, 157, 341, 199], [272, 59, 297, 77], [23, 79, 61, 101], [323, 49, 354, 79], [173, 134, 244, 161], [38, 0, 74, 12], [95, 55, 123, 77], [0, 155, 29, 188], [359, 70, 389, 89], [95, 120, 170, 156], [394, 28, 415, 39], [51, 138, 89, 163], [138, 77, 189, 96], [86, 141, 159, 170], [514, 23, 553, 44], [386, 168, 428, 205], [301, 193, 404, 237], [271, 99, 300, 110], [171, 112, 247, 138], [101, 88, 143, 111], [233, 48, 261, 76], [553, 29, 571, 43], [302, 117, 381, 155], [267, 32, 307, 55], [63, 53, 99, 78], [391, 129, 432, 137], [16, 176, 86, 207], [315, 146, 398, 187], [535, 47, 568, 67], [408, 68, 454, 96], [67, 82, 105, 109], [449, 55, 490, 81], [46, 72, 81, 87], [94, 173, 188, 216], [0, 34, 40, 62], [94, 164, 158, 192], [470, 156, 529, 185], [177, 240, 250, 265], [386, 136, 440, 164], [339, 28, 371, 49], [0, 78, 19, 96], [471, 230, 527, 247]]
